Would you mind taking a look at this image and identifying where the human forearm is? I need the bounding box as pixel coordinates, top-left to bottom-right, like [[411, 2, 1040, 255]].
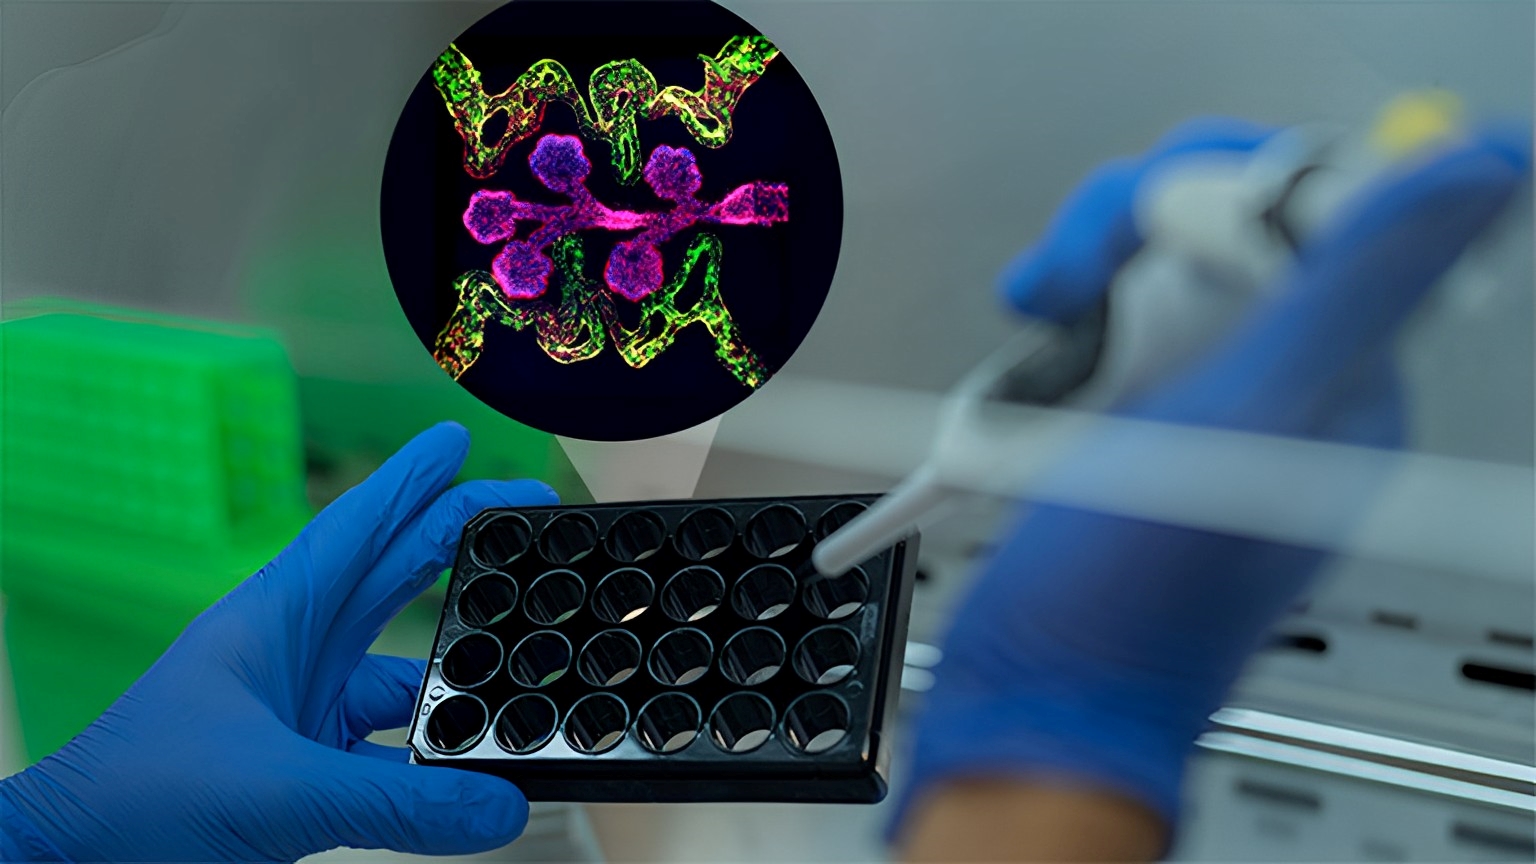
[[899, 778, 1165, 863]]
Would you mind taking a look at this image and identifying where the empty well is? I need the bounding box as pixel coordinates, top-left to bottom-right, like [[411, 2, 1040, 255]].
[[649, 628, 714, 686], [456, 573, 519, 628], [508, 631, 572, 688], [471, 513, 533, 568], [441, 631, 504, 689], [494, 694, 558, 754], [605, 510, 666, 562], [709, 692, 775, 753], [720, 627, 786, 686], [784, 693, 850, 754], [803, 567, 868, 620], [732, 564, 796, 621], [743, 504, 807, 558], [815, 501, 867, 541], [674, 507, 735, 560], [425, 694, 489, 754], [578, 629, 643, 687], [592, 568, 654, 624], [525, 570, 586, 626], [565, 693, 629, 754], [636, 693, 702, 754], [793, 627, 860, 686], [538, 512, 599, 564], [661, 566, 724, 622]]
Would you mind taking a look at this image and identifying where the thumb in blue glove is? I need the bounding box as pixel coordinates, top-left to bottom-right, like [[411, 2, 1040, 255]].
[[898, 118, 1529, 843], [1, 423, 558, 862]]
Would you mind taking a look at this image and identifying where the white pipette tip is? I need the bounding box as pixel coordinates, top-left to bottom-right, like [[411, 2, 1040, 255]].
[[811, 466, 948, 576]]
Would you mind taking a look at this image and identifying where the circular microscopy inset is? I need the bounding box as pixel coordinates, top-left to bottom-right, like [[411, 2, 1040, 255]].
[[382, 0, 843, 441]]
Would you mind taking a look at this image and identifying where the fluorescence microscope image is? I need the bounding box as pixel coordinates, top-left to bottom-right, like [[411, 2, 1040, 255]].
[[434, 35, 779, 184], [381, 0, 843, 441]]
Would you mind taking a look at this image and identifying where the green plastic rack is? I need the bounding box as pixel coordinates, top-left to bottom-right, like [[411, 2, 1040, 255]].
[[1, 308, 311, 760], [1, 301, 578, 761]]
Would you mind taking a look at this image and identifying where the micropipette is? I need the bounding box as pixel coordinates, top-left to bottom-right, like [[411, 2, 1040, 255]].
[[813, 92, 1480, 577]]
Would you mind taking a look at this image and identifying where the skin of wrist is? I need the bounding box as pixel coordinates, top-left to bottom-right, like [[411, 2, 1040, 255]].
[[898, 776, 1168, 863]]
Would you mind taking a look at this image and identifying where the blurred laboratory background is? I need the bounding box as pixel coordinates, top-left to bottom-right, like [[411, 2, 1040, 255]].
[[1, 1, 1531, 861]]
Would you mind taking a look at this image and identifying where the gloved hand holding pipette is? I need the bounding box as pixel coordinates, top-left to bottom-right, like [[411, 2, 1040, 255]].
[[893, 115, 1528, 861], [814, 94, 1515, 579]]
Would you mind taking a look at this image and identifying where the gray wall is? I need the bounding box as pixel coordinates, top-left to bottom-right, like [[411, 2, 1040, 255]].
[[3, 0, 1531, 458]]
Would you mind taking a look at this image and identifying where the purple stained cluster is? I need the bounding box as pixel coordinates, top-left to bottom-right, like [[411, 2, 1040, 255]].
[[463, 134, 789, 301]]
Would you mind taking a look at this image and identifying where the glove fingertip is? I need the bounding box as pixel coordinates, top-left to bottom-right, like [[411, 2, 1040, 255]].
[[503, 478, 560, 505], [1149, 115, 1277, 158], [997, 248, 1063, 319], [321, 753, 530, 856], [997, 159, 1141, 323], [422, 421, 473, 459], [451, 478, 560, 511], [387, 654, 429, 681], [381, 423, 472, 498], [999, 118, 1277, 323], [1470, 121, 1532, 174], [459, 774, 530, 846]]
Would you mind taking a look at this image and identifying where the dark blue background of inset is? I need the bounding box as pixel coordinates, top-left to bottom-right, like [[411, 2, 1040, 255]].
[[381, 0, 844, 441]]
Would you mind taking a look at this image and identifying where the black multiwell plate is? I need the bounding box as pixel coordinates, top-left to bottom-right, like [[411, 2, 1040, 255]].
[[407, 495, 919, 802]]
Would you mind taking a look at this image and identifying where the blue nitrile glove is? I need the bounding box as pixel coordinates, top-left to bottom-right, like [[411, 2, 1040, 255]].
[[900, 119, 1529, 833], [0, 423, 558, 862]]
